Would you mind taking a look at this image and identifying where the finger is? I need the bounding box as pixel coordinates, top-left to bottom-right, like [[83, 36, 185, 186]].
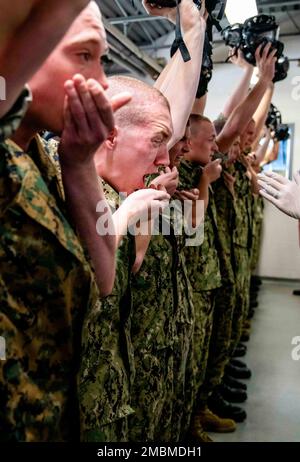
[[73, 74, 104, 133], [262, 42, 271, 61], [63, 96, 73, 131], [259, 188, 279, 206], [255, 44, 263, 62], [86, 78, 115, 132], [257, 181, 280, 198], [164, 167, 171, 174], [200, 0, 206, 16], [293, 171, 300, 185], [157, 184, 169, 196], [152, 191, 170, 202], [260, 171, 288, 184], [268, 48, 278, 60], [110, 92, 132, 113], [257, 177, 282, 191], [64, 80, 90, 134], [181, 192, 198, 201]]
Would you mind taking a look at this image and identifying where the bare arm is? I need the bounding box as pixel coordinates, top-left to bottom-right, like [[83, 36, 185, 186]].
[[192, 94, 207, 115], [0, 0, 89, 118], [222, 50, 253, 119], [145, 0, 207, 148], [196, 159, 222, 212], [254, 129, 271, 166], [252, 83, 274, 151], [261, 139, 280, 166], [217, 44, 277, 153]]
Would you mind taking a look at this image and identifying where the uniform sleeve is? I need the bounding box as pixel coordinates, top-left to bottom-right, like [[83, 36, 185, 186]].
[[0, 87, 32, 142]]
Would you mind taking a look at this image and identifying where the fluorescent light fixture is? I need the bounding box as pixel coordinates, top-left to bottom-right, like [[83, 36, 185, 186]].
[[225, 0, 258, 24]]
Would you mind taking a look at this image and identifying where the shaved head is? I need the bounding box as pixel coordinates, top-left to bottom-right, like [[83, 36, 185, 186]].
[[106, 75, 170, 128]]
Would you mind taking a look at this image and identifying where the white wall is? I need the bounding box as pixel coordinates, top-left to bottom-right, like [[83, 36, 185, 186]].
[[206, 36, 300, 279]]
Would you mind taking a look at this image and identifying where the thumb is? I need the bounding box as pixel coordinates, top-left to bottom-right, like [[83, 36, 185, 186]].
[[111, 92, 132, 112], [293, 170, 300, 186]]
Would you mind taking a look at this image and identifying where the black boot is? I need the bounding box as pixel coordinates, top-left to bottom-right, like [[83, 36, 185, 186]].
[[219, 384, 248, 403], [226, 363, 252, 380], [232, 343, 247, 358], [208, 392, 247, 423], [223, 374, 247, 391]]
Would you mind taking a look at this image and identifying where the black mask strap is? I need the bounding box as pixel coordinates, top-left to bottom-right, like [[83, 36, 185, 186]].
[[170, 0, 191, 62]]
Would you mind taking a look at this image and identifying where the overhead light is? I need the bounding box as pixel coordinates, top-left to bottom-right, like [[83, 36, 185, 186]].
[[225, 0, 258, 24]]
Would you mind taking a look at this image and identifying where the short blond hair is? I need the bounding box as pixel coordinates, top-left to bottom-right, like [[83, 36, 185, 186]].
[[107, 75, 170, 128]]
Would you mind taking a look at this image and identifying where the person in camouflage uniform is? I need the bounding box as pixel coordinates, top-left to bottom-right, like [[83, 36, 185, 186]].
[[81, 75, 174, 443], [128, 215, 177, 442], [128, 162, 195, 443], [0, 100, 96, 442], [230, 136, 254, 353], [178, 159, 222, 427], [176, 115, 238, 440], [251, 191, 264, 274], [207, 158, 237, 395], [79, 182, 135, 442], [0, 3, 125, 441]]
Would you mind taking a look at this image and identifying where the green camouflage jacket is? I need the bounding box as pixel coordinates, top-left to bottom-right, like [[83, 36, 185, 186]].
[[79, 182, 135, 441], [232, 160, 253, 250], [0, 102, 96, 441], [179, 160, 222, 291], [213, 165, 236, 285]]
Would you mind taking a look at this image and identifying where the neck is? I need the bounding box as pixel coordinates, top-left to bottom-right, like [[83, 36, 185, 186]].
[[11, 115, 40, 151]]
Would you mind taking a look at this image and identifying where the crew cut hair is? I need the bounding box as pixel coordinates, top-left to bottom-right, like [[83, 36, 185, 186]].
[[106, 75, 170, 128]]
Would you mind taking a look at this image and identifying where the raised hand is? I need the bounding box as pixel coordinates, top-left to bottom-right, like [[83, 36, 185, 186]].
[[59, 74, 131, 167], [258, 171, 300, 219]]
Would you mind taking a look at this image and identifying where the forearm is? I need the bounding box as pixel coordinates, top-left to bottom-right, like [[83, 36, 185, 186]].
[[252, 84, 274, 150], [192, 93, 207, 115], [155, 19, 206, 148], [222, 66, 253, 119], [255, 135, 271, 165], [61, 161, 116, 297], [0, 0, 88, 118], [217, 77, 270, 153]]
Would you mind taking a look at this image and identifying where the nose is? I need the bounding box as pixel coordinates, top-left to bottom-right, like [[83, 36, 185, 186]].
[[183, 139, 190, 153], [156, 145, 170, 167], [98, 65, 109, 91], [213, 141, 219, 153]]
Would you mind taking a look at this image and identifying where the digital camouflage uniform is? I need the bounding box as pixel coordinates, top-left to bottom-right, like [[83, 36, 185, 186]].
[[230, 159, 253, 353], [170, 203, 195, 441], [251, 193, 264, 274], [207, 165, 236, 390], [128, 223, 175, 442], [0, 92, 96, 442], [178, 160, 222, 418], [79, 182, 135, 442], [128, 175, 194, 443]]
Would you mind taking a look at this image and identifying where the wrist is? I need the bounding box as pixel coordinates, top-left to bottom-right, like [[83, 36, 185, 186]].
[[201, 171, 211, 185]]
